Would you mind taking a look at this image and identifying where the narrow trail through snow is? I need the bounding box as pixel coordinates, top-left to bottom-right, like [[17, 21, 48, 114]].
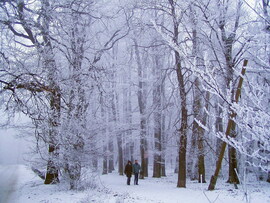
[[0, 165, 19, 203]]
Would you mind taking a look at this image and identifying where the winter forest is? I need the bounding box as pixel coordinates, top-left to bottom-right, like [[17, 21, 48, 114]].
[[0, 0, 270, 202]]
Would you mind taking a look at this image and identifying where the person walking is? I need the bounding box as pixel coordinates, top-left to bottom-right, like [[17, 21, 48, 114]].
[[133, 160, 141, 185], [124, 160, 133, 185]]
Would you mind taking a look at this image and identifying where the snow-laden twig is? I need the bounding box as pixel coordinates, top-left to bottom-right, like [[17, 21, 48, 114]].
[[234, 168, 249, 203], [194, 118, 209, 131]]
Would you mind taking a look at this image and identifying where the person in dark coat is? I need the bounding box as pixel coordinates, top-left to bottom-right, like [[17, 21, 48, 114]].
[[133, 160, 141, 185], [124, 160, 133, 185]]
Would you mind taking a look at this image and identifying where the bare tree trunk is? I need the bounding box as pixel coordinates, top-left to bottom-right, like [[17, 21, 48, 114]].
[[108, 74, 115, 173], [161, 113, 166, 177], [174, 154, 179, 174], [44, 87, 61, 185], [134, 39, 148, 178], [187, 126, 198, 180], [101, 93, 108, 175], [190, 7, 206, 183], [113, 89, 124, 175], [41, 0, 60, 184], [116, 134, 123, 175], [108, 126, 114, 173], [197, 128, 206, 183], [122, 60, 133, 164], [208, 60, 248, 190], [176, 50, 188, 188], [219, 1, 242, 186], [153, 55, 162, 178], [192, 77, 206, 183], [168, 0, 188, 188], [102, 142, 108, 175], [215, 104, 224, 156], [227, 123, 240, 184]]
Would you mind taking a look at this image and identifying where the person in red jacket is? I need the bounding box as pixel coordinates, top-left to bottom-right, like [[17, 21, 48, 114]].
[[124, 160, 133, 185]]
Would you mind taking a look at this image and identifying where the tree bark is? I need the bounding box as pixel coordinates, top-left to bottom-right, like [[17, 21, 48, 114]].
[[134, 39, 148, 178], [208, 60, 248, 190], [153, 55, 162, 178], [42, 0, 60, 184], [168, 0, 188, 188], [176, 50, 188, 187]]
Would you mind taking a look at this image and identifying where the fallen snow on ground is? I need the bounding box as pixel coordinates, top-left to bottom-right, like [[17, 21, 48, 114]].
[[98, 171, 270, 203], [1, 165, 269, 203]]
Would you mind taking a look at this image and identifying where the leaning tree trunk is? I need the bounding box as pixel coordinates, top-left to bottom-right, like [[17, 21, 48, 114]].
[[208, 60, 248, 190]]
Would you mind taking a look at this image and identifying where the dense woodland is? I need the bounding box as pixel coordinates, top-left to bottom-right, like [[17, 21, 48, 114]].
[[0, 0, 269, 190]]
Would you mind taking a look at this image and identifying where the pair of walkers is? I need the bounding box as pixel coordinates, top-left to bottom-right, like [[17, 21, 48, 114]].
[[124, 160, 141, 185]]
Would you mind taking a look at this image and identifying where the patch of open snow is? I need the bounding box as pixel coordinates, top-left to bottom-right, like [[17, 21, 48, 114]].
[[98, 171, 270, 203], [1, 165, 269, 203]]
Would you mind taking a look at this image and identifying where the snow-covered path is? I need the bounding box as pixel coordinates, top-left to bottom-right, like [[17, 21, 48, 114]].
[[0, 165, 269, 203], [99, 172, 262, 203], [0, 165, 19, 203]]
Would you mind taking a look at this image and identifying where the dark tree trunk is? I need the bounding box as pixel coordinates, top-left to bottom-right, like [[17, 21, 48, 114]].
[[44, 144, 59, 184], [198, 134, 206, 183], [168, 0, 188, 187], [44, 85, 61, 185], [220, 1, 242, 187], [108, 137, 114, 173], [140, 120, 148, 178], [227, 146, 240, 184], [102, 144, 108, 175], [161, 155, 166, 177], [153, 55, 162, 178], [227, 122, 240, 185], [175, 51, 188, 188]]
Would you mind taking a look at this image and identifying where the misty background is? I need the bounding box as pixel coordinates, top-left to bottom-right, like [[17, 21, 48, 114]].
[[0, 113, 31, 165]]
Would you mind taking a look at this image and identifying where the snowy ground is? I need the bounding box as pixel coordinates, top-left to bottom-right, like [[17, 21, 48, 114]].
[[0, 165, 269, 203]]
